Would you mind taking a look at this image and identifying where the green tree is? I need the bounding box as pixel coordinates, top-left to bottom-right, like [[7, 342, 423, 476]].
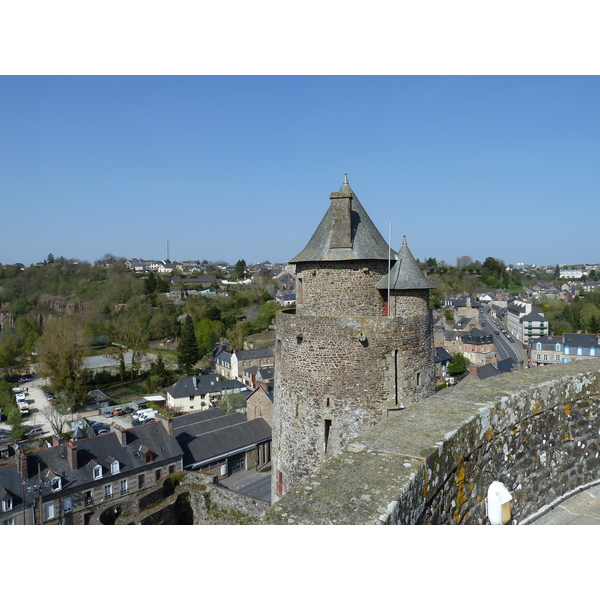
[[447, 353, 470, 378], [6, 407, 26, 441], [232, 259, 247, 280], [144, 271, 157, 294], [35, 317, 89, 394], [253, 302, 280, 330], [195, 318, 224, 357], [0, 333, 26, 378], [177, 315, 200, 374], [146, 355, 172, 390]]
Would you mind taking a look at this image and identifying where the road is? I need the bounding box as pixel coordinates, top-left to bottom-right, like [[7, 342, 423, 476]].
[[222, 465, 272, 501], [479, 309, 527, 364]]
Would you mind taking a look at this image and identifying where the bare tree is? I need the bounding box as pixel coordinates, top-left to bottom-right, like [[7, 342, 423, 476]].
[[456, 256, 473, 269], [41, 405, 71, 436]]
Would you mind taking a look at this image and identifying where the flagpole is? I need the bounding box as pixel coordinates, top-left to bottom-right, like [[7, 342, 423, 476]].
[[388, 222, 392, 317]]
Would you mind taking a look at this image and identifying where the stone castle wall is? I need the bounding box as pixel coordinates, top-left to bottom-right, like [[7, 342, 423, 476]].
[[263, 360, 600, 524]]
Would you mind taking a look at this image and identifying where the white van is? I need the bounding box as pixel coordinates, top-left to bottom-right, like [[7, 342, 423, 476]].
[[134, 408, 158, 422]]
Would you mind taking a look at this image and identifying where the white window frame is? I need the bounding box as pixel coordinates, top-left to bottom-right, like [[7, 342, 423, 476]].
[[44, 502, 55, 520], [104, 484, 113, 498], [2, 497, 13, 512], [120, 479, 128, 494], [110, 460, 120, 475], [93, 465, 102, 480], [51, 476, 62, 492]]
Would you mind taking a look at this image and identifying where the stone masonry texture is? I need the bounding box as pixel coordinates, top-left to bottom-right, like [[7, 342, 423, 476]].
[[272, 257, 434, 499], [263, 359, 600, 524]]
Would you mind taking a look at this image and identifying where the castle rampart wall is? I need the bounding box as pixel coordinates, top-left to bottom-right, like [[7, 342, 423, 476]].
[[263, 359, 600, 524]]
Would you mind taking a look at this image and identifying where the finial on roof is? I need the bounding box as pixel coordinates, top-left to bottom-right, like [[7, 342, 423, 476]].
[[344, 174, 348, 185], [402, 235, 407, 246]]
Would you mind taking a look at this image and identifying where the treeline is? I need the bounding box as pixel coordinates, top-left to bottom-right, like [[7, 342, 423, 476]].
[[420, 256, 600, 335], [420, 256, 536, 309], [0, 257, 282, 406]]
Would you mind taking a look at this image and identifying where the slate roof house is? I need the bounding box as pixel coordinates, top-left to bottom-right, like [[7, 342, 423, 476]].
[[0, 420, 183, 525], [171, 408, 271, 477], [461, 327, 495, 366], [166, 374, 247, 413], [246, 385, 274, 426], [231, 348, 274, 381], [434, 346, 453, 383], [214, 349, 233, 379], [528, 334, 600, 366]]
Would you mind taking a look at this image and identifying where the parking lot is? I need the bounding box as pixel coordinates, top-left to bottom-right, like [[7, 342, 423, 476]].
[[4, 373, 137, 441]]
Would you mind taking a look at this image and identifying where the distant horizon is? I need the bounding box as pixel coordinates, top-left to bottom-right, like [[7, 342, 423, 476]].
[[5, 252, 599, 272]]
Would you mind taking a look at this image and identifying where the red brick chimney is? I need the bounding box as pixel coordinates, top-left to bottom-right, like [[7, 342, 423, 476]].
[[469, 363, 479, 375]]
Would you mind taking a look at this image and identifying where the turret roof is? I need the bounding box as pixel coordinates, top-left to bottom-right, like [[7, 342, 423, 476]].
[[289, 176, 391, 263], [376, 236, 436, 291]]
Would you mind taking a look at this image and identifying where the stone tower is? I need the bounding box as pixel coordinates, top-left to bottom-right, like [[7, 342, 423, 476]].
[[271, 177, 436, 501]]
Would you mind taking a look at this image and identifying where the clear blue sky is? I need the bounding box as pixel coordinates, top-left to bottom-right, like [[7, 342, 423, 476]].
[[2, 75, 599, 269]]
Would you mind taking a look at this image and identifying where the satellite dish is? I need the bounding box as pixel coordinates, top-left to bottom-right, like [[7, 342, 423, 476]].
[[12, 444, 19, 452]]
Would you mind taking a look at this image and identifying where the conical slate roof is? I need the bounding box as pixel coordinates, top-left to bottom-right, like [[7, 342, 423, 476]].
[[376, 236, 436, 291], [289, 176, 391, 263]]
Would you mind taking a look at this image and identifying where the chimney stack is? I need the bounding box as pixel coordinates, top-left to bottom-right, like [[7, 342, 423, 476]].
[[156, 413, 173, 436], [66, 442, 78, 471], [16, 448, 28, 482], [329, 185, 353, 250], [111, 423, 128, 446]]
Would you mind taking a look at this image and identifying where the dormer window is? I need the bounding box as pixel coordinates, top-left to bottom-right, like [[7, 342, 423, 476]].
[[51, 476, 62, 492], [556, 343, 561, 352], [93, 465, 103, 480], [536, 342, 542, 350], [110, 460, 120, 475], [1, 497, 13, 512]]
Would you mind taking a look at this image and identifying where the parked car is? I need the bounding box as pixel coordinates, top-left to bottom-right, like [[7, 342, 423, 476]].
[[103, 409, 112, 418], [25, 426, 44, 437]]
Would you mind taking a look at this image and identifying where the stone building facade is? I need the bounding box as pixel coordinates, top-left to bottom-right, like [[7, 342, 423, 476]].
[[271, 177, 435, 501]]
